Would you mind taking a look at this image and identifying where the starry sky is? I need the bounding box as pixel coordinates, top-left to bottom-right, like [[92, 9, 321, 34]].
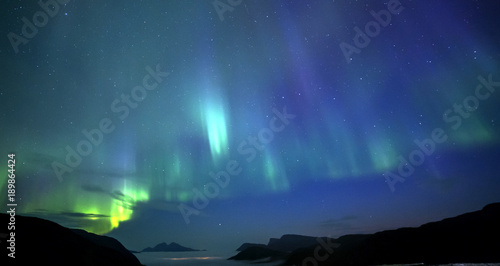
[[1, 0, 500, 252]]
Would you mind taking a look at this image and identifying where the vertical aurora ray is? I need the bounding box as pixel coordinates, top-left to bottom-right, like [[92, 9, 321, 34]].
[[366, 134, 398, 172], [199, 94, 229, 163], [108, 179, 150, 229], [135, 144, 195, 203], [262, 151, 290, 192], [162, 153, 194, 202], [322, 120, 365, 178], [447, 119, 496, 146]]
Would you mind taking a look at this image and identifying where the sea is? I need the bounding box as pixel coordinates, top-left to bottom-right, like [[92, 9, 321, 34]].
[[134, 251, 283, 266], [134, 251, 500, 266]]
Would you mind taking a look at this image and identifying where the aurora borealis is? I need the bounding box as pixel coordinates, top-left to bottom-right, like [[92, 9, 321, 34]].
[[1, 0, 500, 253]]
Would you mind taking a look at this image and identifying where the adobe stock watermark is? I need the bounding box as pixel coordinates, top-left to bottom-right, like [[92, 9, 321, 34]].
[[384, 74, 499, 192], [51, 64, 169, 182], [212, 0, 243, 22], [178, 106, 295, 224], [7, 0, 70, 54], [300, 237, 340, 266], [339, 0, 404, 64]]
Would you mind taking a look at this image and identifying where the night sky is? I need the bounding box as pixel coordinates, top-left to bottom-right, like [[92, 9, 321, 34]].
[[1, 0, 500, 253]]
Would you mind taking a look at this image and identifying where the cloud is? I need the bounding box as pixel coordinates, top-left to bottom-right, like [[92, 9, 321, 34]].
[[59, 212, 110, 218], [80, 184, 133, 206], [81, 184, 107, 193], [133, 199, 185, 213], [320, 215, 359, 231], [22, 210, 111, 231]]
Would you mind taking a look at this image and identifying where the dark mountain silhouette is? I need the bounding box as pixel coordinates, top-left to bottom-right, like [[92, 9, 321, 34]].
[[286, 202, 500, 265], [231, 203, 500, 265], [0, 213, 142, 266], [267, 234, 322, 252], [140, 242, 201, 252], [229, 246, 287, 261], [230, 234, 337, 262], [236, 243, 267, 251]]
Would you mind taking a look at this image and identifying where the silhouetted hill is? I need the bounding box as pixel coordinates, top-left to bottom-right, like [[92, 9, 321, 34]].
[[267, 234, 320, 252], [236, 243, 267, 251], [230, 203, 500, 265], [229, 246, 287, 261], [140, 242, 201, 252], [0, 213, 142, 266], [230, 234, 337, 262], [284, 202, 500, 265]]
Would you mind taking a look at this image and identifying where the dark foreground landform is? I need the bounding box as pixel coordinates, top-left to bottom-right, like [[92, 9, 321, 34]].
[[230, 203, 500, 265], [0, 213, 142, 266]]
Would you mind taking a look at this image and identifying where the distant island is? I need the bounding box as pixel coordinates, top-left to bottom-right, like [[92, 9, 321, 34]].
[[140, 242, 203, 252], [230, 202, 500, 265]]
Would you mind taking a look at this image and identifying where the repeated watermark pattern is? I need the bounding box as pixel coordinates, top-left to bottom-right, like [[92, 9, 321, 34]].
[[212, 0, 243, 22], [7, 0, 70, 54], [178, 106, 295, 224], [385, 74, 499, 191], [300, 237, 340, 266], [51, 64, 169, 182], [339, 0, 404, 64]]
